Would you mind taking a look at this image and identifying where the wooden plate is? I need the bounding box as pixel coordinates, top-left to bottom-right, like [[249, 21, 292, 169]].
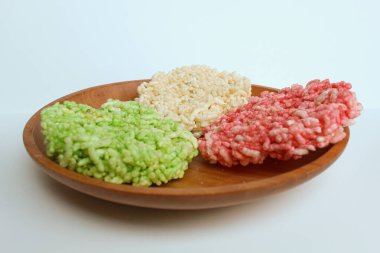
[[23, 80, 349, 210]]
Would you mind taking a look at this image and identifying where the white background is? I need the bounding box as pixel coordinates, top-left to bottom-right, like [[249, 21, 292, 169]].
[[1, 0, 379, 252]]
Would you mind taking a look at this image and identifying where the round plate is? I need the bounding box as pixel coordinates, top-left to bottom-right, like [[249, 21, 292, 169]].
[[23, 80, 349, 210]]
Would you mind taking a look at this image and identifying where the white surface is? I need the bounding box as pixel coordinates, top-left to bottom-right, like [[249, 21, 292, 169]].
[[1, 0, 379, 252], [2, 111, 379, 252], [1, 0, 379, 113]]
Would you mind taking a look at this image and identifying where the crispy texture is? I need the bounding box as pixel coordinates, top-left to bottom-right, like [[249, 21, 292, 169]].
[[41, 100, 198, 186], [136, 65, 251, 137], [199, 80, 362, 166]]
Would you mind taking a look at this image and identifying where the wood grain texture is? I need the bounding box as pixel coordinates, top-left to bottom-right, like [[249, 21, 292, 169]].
[[23, 80, 350, 209]]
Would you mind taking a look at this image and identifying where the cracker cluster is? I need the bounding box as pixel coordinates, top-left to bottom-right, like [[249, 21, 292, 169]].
[[136, 65, 251, 137], [198, 79, 362, 166], [41, 100, 198, 186]]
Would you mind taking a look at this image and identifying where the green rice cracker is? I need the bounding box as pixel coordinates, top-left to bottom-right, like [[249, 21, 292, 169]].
[[40, 99, 198, 187]]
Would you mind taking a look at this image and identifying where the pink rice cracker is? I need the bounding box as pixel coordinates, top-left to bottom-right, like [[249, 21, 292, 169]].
[[198, 79, 362, 167]]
